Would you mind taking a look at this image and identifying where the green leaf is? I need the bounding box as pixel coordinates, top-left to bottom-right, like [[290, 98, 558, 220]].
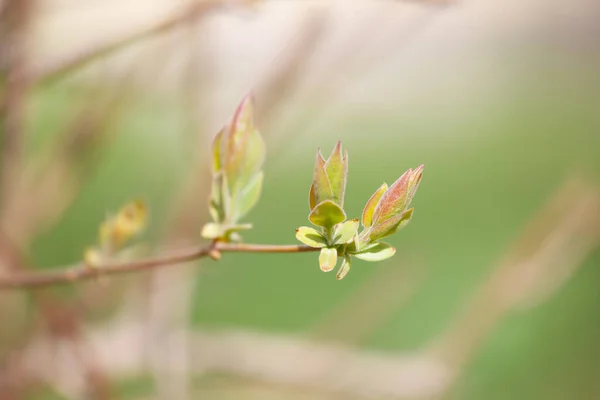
[[332, 219, 359, 245], [354, 242, 396, 262], [201, 222, 223, 239], [235, 171, 263, 220], [361, 183, 387, 228], [367, 208, 414, 242], [296, 226, 328, 248], [309, 200, 346, 228], [309, 184, 317, 210], [208, 173, 229, 223], [319, 247, 337, 272], [225, 128, 265, 194], [311, 151, 333, 209], [325, 141, 348, 207], [201, 222, 252, 240], [211, 127, 225, 173], [336, 256, 351, 280]]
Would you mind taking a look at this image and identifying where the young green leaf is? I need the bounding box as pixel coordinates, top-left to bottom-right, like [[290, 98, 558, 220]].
[[235, 171, 263, 220], [211, 127, 225, 173], [365, 207, 414, 242], [361, 183, 387, 228], [325, 141, 348, 206], [309, 200, 346, 229], [201, 222, 223, 239], [336, 256, 351, 280], [310, 151, 333, 209], [354, 242, 396, 262], [296, 226, 328, 248], [333, 219, 359, 245], [319, 247, 337, 272]]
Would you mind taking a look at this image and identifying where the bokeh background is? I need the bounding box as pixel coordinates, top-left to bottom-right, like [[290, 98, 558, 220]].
[[1, 0, 600, 399]]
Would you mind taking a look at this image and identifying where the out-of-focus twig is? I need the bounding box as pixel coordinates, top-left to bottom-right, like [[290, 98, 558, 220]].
[[31, 0, 243, 86], [254, 10, 327, 129], [426, 177, 600, 393], [0, 0, 31, 217]]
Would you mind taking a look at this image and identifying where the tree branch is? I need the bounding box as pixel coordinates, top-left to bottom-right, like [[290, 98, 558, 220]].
[[0, 242, 317, 290]]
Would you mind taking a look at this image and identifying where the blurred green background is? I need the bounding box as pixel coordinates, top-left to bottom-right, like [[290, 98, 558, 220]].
[[3, 0, 600, 399]]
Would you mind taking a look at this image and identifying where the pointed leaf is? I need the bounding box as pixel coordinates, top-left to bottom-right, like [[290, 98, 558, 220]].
[[371, 168, 412, 225], [325, 142, 348, 206], [407, 164, 424, 203], [224, 223, 253, 233], [309, 200, 346, 228], [225, 128, 265, 193], [372, 167, 423, 226], [209, 172, 225, 222], [311, 150, 333, 208], [319, 247, 337, 272], [235, 171, 263, 220], [336, 257, 351, 280], [309, 184, 317, 210], [361, 183, 388, 228], [333, 219, 359, 245], [367, 208, 414, 242], [296, 226, 328, 248], [230, 93, 254, 142], [354, 242, 396, 262]]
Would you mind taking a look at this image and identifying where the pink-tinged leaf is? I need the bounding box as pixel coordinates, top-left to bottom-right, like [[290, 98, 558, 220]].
[[361, 183, 388, 228], [325, 141, 348, 206], [296, 226, 328, 248], [406, 164, 424, 206], [367, 207, 414, 242], [309, 200, 346, 228], [336, 257, 351, 280], [354, 242, 396, 262], [371, 168, 412, 225], [319, 247, 338, 272], [332, 219, 359, 245], [311, 150, 333, 208], [227, 94, 254, 153]]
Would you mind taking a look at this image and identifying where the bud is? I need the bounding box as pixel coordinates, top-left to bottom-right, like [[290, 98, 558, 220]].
[[359, 165, 423, 245], [100, 200, 148, 252], [309, 141, 348, 210], [204, 94, 266, 240]]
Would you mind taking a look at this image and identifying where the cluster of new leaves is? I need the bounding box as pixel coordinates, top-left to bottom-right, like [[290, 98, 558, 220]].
[[296, 142, 423, 280], [84, 200, 148, 266], [202, 95, 266, 241], [198, 95, 422, 281]]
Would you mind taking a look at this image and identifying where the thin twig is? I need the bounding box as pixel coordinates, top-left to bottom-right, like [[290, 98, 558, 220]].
[[32, 0, 228, 85], [0, 242, 316, 289]]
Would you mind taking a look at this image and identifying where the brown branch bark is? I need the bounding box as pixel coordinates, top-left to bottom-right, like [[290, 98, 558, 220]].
[[0, 242, 317, 289]]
